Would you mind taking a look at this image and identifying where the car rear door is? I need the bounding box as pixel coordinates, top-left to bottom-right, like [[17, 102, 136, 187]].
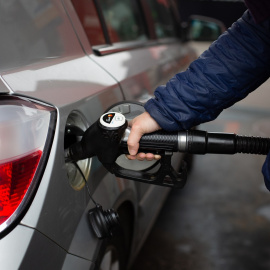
[[65, 0, 197, 247]]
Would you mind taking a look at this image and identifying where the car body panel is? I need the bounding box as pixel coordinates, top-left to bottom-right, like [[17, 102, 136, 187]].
[[0, 225, 93, 269], [2, 56, 123, 109], [90, 43, 195, 101], [0, 0, 197, 268]]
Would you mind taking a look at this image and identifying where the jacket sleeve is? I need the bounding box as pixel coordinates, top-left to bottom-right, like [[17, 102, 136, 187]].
[[144, 10, 270, 131]]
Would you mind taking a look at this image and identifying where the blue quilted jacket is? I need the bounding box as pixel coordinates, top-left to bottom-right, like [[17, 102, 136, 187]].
[[144, 7, 270, 190], [145, 10, 270, 131]]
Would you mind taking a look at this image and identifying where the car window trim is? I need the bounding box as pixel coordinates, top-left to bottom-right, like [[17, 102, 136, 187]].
[[93, 0, 111, 44], [138, 0, 157, 40], [92, 38, 181, 56]]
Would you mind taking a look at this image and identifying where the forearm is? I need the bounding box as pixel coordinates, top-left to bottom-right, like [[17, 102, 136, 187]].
[[145, 10, 270, 131]]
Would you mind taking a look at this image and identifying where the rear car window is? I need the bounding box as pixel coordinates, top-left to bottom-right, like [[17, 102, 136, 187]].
[[99, 0, 147, 43], [146, 0, 178, 39], [71, 0, 106, 46]]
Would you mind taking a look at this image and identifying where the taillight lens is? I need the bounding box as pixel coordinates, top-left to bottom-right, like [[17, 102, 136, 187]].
[[0, 95, 56, 236]]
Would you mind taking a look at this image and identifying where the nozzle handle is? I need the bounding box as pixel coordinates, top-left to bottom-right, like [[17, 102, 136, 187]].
[[120, 128, 179, 153]]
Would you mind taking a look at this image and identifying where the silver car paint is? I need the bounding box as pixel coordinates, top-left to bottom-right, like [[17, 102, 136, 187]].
[[0, 224, 93, 269], [0, 0, 197, 268], [0, 76, 11, 93]]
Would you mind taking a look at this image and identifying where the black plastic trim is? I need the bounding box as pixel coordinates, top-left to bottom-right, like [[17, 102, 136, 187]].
[[93, 0, 111, 45], [93, 38, 180, 56]]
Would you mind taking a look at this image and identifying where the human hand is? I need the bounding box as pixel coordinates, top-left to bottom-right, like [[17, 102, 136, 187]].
[[127, 112, 161, 161], [262, 151, 270, 191]]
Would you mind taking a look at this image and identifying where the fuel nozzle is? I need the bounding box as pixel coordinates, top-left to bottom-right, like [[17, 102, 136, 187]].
[[65, 112, 128, 168]]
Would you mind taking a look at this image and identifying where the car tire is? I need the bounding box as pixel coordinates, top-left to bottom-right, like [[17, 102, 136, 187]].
[[99, 227, 128, 270]]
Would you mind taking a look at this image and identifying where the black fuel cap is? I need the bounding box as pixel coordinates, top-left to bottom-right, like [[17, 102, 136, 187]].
[[88, 204, 119, 239]]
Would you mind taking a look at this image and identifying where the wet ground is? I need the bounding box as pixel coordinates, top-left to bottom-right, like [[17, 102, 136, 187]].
[[132, 103, 270, 270]]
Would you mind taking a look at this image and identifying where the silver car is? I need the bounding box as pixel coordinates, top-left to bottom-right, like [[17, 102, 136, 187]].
[[0, 0, 197, 269]]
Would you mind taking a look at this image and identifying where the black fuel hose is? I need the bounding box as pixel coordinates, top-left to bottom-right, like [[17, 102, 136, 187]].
[[130, 130, 270, 155]]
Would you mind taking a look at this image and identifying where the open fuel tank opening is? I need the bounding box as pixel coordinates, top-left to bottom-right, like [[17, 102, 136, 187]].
[[64, 111, 91, 191]]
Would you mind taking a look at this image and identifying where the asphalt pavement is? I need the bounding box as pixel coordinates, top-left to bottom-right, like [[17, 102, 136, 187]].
[[132, 80, 270, 270]]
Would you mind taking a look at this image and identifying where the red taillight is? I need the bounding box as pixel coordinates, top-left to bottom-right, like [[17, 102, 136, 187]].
[[0, 151, 42, 225], [0, 95, 56, 237]]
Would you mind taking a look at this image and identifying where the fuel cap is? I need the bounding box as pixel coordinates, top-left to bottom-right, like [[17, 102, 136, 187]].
[[88, 204, 120, 239]]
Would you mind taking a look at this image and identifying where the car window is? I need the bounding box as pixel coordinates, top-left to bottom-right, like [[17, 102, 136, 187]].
[[99, 0, 147, 43], [145, 0, 177, 39], [71, 0, 106, 46]]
